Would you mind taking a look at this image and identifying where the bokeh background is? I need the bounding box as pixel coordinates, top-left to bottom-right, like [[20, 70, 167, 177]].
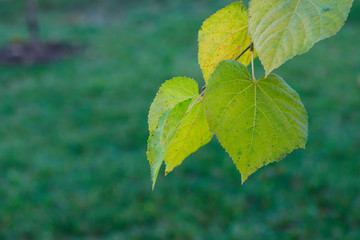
[[0, 0, 359, 239]]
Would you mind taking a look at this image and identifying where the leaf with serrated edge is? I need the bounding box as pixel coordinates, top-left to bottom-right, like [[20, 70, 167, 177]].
[[148, 77, 198, 133], [204, 60, 308, 182], [147, 111, 170, 190], [161, 98, 213, 174], [198, 1, 256, 82], [147, 78, 213, 188], [248, 0, 353, 74]]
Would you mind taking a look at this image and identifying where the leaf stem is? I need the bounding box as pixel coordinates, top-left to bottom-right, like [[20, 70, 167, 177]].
[[185, 88, 206, 115], [234, 42, 253, 61], [250, 43, 255, 80]]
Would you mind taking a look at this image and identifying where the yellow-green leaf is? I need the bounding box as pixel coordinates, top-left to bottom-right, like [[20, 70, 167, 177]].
[[148, 77, 198, 132], [249, 0, 353, 74], [204, 61, 308, 182], [162, 98, 213, 174], [147, 111, 169, 190], [198, 1, 255, 82], [147, 77, 213, 188]]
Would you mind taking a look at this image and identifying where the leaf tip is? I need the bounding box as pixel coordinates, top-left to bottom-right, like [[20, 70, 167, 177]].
[[240, 172, 250, 185], [151, 180, 156, 191], [241, 178, 247, 185]]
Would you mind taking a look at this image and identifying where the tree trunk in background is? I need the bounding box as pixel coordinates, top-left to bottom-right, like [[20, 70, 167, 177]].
[[25, 0, 41, 51]]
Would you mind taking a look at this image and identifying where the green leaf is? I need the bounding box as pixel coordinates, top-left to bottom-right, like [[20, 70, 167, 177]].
[[248, 0, 353, 74], [198, 1, 255, 82], [148, 77, 198, 132], [147, 77, 213, 188], [147, 111, 170, 190], [204, 60, 308, 182], [162, 98, 213, 174]]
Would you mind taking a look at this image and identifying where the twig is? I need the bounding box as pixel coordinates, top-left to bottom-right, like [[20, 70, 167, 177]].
[[185, 88, 206, 115], [234, 42, 253, 61], [250, 43, 255, 79]]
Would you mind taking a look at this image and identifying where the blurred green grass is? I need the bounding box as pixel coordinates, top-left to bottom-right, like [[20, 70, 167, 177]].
[[0, 0, 359, 239]]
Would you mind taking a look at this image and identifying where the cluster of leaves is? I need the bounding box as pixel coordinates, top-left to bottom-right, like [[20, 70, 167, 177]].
[[147, 0, 353, 189]]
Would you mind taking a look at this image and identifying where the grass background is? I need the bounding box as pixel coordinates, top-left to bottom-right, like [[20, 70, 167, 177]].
[[0, 0, 359, 239]]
